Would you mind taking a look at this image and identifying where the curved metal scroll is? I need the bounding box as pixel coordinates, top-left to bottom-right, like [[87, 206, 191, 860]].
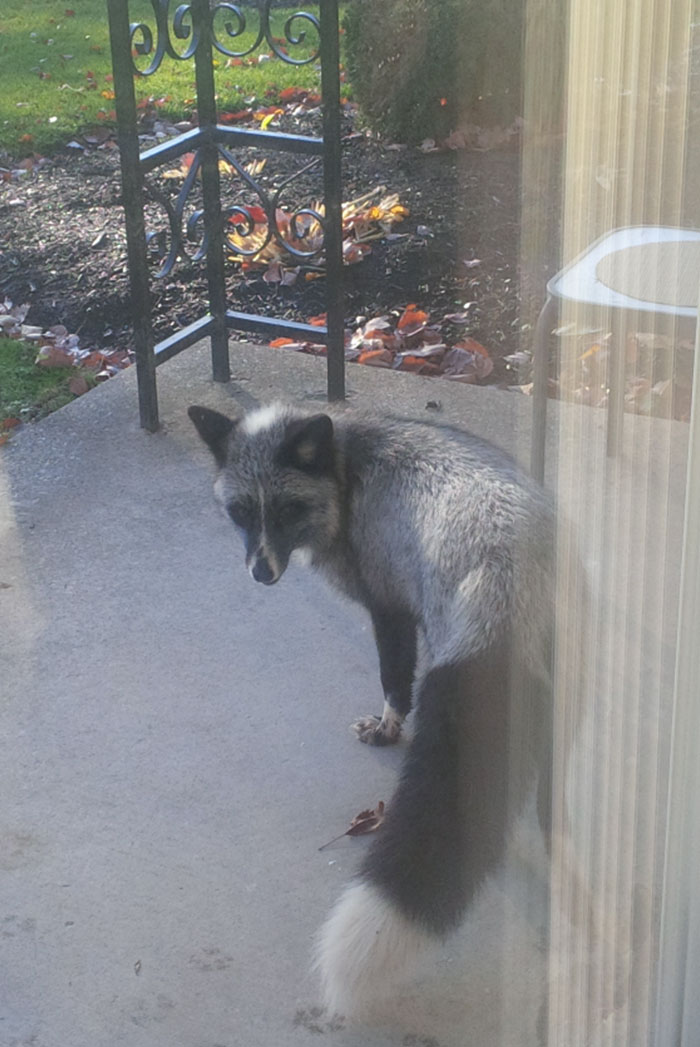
[[219, 148, 325, 262], [130, 0, 319, 76], [143, 151, 207, 278]]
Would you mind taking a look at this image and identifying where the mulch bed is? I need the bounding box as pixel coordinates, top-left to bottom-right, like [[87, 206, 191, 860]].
[[0, 107, 541, 391]]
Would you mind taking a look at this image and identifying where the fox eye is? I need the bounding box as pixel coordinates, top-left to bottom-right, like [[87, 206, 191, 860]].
[[278, 500, 308, 525], [227, 501, 254, 528]]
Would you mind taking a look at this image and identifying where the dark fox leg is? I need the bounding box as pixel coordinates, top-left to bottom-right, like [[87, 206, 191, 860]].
[[318, 638, 546, 1013], [353, 609, 417, 746]]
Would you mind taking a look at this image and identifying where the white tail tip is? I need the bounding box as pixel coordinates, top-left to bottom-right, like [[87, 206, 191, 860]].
[[314, 880, 434, 1018]]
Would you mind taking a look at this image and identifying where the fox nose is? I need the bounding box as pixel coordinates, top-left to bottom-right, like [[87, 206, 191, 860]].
[[251, 555, 276, 585]]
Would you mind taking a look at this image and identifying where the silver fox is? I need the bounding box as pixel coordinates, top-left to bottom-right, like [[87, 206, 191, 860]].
[[188, 401, 556, 1016]]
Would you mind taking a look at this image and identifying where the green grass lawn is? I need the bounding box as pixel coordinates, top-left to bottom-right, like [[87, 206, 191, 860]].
[[0, 337, 94, 423], [0, 0, 333, 158]]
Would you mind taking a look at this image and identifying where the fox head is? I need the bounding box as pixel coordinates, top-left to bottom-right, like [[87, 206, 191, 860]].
[[188, 402, 341, 585]]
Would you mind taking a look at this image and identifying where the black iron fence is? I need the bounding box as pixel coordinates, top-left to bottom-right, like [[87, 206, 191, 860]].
[[106, 0, 344, 430]]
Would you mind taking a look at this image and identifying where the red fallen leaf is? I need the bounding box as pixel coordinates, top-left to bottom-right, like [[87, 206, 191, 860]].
[[397, 303, 429, 331], [347, 336, 385, 360], [229, 204, 266, 225], [358, 348, 393, 367], [318, 801, 386, 850], [273, 341, 308, 352], [253, 105, 284, 118], [308, 313, 327, 327], [219, 109, 254, 124], [269, 337, 295, 348], [279, 86, 321, 105], [1, 417, 21, 430], [65, 8, 75, 15], [342, 241, 372, 264], [81, 350, 109, 369], [102, 350, 130, 367]]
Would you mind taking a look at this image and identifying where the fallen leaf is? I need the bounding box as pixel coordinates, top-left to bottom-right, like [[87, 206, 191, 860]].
[[397, 355, 442, 374], [318, 802, 385, 850], [453, 336, 490, 358], [358, 348, 392, 367], [219, 109, 254, 124], [35, 345, 74, 368], [397, 303, 429, 331], [68, 375, 90, 396], [441, 343, 493, 381]]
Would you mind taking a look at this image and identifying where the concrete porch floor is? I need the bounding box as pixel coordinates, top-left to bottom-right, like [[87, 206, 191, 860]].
[[0, 340, 688, 1046]]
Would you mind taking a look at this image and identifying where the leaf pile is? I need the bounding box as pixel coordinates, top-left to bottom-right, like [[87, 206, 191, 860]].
[[270, 303, 494, 384], [514, 325, 694, 423], [0, 299, 131, 383], [224, 187, 408, 285]]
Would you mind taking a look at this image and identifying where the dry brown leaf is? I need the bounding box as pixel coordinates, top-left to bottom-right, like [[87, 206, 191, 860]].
[[318, 801, 385, 851]]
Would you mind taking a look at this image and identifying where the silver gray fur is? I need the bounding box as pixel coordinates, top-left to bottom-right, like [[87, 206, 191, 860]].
[[192, 401, 555, 689], [188, 400, 560, 1009]]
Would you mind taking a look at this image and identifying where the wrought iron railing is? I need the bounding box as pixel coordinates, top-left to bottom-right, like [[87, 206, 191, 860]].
[[107, 0, 344, 430]]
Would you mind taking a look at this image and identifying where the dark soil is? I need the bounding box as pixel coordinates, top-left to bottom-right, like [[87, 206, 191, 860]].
[[0, 109, 538, 386]]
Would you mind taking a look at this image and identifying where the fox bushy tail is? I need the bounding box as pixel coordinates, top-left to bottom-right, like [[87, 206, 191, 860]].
[[316, 638, 546, 1015]]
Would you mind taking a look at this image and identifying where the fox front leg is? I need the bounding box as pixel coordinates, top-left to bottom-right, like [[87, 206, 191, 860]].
[[353, 609, 417, 745]]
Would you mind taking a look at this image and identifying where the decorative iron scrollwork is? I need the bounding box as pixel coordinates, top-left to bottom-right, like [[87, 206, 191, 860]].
[[130, 0, 200, 76], [143, 150, 207, 277], [143, 147, 326, 279], [210, 2, 320, 64], [130, 0, 319, 77], [219, 147, 325, 264]]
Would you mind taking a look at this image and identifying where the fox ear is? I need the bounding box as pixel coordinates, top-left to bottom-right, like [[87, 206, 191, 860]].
[[278, 414, 334, 475], [188, 405, 237, 467]]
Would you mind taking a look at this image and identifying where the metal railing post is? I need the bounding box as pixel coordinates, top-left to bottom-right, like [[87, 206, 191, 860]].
[[320, 0, 345, 401], [192, 0, 230, 384], [106, 0, 159, 430]]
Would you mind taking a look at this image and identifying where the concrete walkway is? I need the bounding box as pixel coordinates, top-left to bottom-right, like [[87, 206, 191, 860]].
[[0, 340, 686, 1046]]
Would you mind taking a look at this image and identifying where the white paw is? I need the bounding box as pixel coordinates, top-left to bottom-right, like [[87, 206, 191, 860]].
[[352, 714, 402, 746]]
